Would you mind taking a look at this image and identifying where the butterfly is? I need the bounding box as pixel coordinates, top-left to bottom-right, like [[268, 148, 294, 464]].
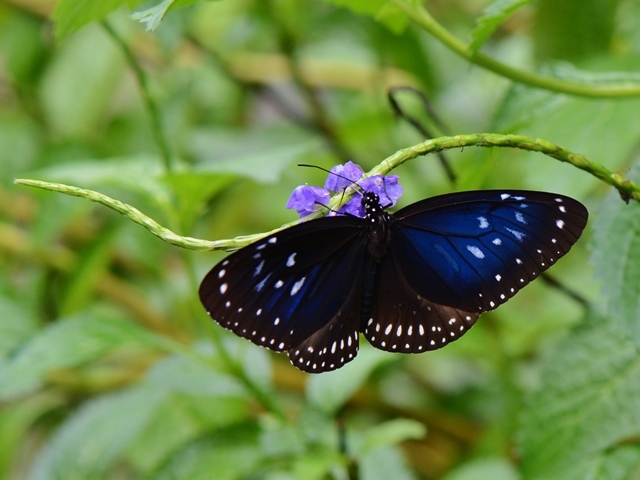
[[199, 167, 588, 373]]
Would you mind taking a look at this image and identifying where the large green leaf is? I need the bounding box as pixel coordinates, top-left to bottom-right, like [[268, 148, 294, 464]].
[[590, 166, 640, 342], [0, 313, 167, 401], [519, 312, 640, 479], [28, 388, 168, 480], [39, 24, 125, 137], [147, 424, 263, 480], [0, 394, 63, 479], [492, 65, 640, 195], [190, 125, 321, 184], [0, 295, 38, 363], [52, 0, 145, 41], [533, 0, 621, 61], [128, 355, 250, 473]]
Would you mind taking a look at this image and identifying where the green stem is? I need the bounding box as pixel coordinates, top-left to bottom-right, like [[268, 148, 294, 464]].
[[15, 133, 640, 252], [393, 0, 640, 98], [101, 21, 174, 173]]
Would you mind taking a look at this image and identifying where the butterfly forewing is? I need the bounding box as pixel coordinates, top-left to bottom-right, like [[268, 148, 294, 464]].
[[199, 217, 367, 372], [390, 191, 588, 313]]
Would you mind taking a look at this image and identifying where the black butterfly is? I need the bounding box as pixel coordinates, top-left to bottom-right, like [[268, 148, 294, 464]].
[[199, 189, 588, 373]]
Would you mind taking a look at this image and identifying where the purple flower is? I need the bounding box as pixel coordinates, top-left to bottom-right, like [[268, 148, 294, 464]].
[[359, 175, 403, 208], [287, 162, 403, 219], [324, 161, 364, 192], [286, 185, 331, 217]]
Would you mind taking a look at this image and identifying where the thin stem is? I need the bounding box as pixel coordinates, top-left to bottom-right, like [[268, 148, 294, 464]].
[[387, 87, 456, 185], [15, 133, 640, 251], [101, 20, 174, 173], [393, 0, 640, 98]]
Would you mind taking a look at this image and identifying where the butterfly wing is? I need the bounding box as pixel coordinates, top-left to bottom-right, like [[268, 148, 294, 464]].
[[363, 251, 480, 353], [199, 217, 367, 373], [387, 190, 588, 313]]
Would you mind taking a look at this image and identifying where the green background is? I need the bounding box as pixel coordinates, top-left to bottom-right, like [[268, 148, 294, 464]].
[[1, 0, 640, 478]]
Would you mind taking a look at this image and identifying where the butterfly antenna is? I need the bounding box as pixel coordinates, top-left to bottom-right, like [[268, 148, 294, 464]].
[[297, 163, 365, 196]]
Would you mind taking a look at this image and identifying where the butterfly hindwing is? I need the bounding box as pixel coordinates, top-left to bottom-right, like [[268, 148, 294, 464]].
[[389, 190, 588, 313], [199, 217, 367, 372], [363, 251, 479, 353]]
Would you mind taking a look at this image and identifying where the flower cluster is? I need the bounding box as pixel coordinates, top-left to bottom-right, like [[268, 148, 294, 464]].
[[286, 161, 403, 218]]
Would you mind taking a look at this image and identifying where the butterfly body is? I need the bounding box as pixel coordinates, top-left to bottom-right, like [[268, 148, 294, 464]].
[[200, 190, 587, 373]]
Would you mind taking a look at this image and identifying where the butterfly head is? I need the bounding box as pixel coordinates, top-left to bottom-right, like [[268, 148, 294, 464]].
[[287, 162, 403, 219]]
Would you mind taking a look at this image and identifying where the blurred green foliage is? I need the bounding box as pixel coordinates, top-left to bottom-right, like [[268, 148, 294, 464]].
[[1, 0, 640, 478]]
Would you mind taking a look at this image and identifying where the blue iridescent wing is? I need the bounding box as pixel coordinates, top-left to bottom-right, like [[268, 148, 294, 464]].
[[363, 190, 587, 353], [199, 217, 367, 373]]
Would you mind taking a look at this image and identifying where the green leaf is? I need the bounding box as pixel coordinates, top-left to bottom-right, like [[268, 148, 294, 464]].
[[470, 0, 533, 53], [0, 313, 166, 401], [590, 165, 640, 341], [0, 394, 63, 479], [129, 395, 250, 473], [39, 24, 125, 137], [52, 0, 146, 41], [131, 0, 174, 31], [160, 172, 235, 231], [0, 296, 38, 363], [356, 419, 426, 456], [28, 388, 167, 480], [580, 447, 640, 480], [190, 125, 321, 184], [319, 0, 408, 33], [306, 346, 395, 415], [360, 445, 417, 480], [519, 312, 640, 479], [131, 0, 206, 31], [492, 65, 640, 195], [143, 353, 246, 398], [32, 155, 176, 220], [320, 0, 389, 17], [533, 0, 621, 61], [147, 424, 262, 480], [442, 458, 519, 480]]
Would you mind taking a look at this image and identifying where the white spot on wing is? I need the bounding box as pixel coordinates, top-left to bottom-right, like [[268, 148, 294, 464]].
[[290, 277, 306, 296], [220, 283, 228, 294], [478, 216, 489, 229], [467, 245, 485, 259], [254, 260, 265, 277], [505, 227, 525, 241], [556, 219, 565, 229], [286, 253, 296, 267]]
